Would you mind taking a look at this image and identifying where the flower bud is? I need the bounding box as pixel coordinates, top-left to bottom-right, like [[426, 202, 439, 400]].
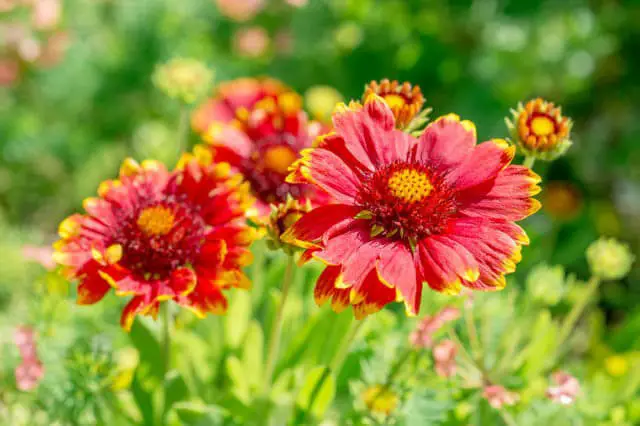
[[526, 264, 565, 306], [546, 371, 580, 405], [152, 58, 214, 104], [586, 237, 634, 280], [266, 195, 312, 254], [304, 85, 343, 123], [506, 98, 572, 161], [363, 79, 426, 129]]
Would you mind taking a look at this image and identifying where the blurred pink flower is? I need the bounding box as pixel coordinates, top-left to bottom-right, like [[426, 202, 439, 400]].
[[38, 31, 69, 67], [15, 360, 44, 391], [433, 339, 457, 378], [0, 59, 20, 86], [22, 245, 56, 270], [482, 385, 519, 409], [32, 0, 62, 30], [215, 0, 264, 22], [17, 37, 42, 62], [14, 326, 44, 391], [274, 30, 293, 54], [0, 0, 17, 12], [1, 23, 29, 47], [546, 371, 580, 405], [409, 306, 460, 349], [285, 0, 308, 7], [233, 26, 269, 58]]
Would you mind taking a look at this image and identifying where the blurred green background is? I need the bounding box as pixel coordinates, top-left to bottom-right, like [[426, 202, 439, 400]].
[[1, 0, 639, 329]]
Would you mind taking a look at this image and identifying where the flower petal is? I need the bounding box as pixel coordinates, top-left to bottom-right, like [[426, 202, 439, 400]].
[[446, 139, 516, 190], [352, 269, 397, 319], [413, 115, 476, 170], [77, 274, 111, 305], [313, 265, 350, 313], [282, 204, 360, 248], [376, 241, 421, 315], [288, 147, 361, 203]]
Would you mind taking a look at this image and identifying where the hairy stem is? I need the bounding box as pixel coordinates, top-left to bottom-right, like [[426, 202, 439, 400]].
[[262, 255, 296, 394]]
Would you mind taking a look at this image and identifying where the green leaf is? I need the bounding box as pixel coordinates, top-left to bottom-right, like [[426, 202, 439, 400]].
[[242, 321, 264, 389], [173, 402, 226, 426], [224, 291, 251, 349], [226, 356, 251, 403], [296, 366, 336, 418], [402, 390, 452, 425], [131, 369, 155, 426], [523, 310, 558, 378], [164, 371, 189, 414], [129, 317, 163, 380]]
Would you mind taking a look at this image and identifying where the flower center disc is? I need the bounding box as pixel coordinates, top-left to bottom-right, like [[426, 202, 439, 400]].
[[530, 115, 555, 136], [387, 168, 433, 203], [383, 94, 408, 110], [137, 206, 175, 236], [262, 145, 298, 175]]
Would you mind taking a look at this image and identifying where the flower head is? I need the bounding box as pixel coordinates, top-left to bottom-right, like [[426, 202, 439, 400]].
[[53, 151, 256, 330], [482, 385, 519, 409], [546, 371, 580, 405], [363, 79, 426, 129], [586, 237, 634, 281], [193, 77, 329, 214], [284, 96, 540, 319], [362, 384, 399, 416], [433, 339, 457, 378], [409, 306, 460, 349], [506, 98, 573, 161], [152, 58, 214, 104]]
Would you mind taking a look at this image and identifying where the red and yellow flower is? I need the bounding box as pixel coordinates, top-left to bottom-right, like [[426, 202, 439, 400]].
[[506, 98, 573, 160], [284, 95, 541, 319], [53, 150, 256, 330], [192, 77, 329, 214]]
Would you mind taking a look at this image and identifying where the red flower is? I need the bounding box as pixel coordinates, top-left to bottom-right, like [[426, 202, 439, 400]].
[[53, 150, 256, 330], [14, 326, 44, 391], [284, 96, 540, 319], [192, 77, 329, 215]]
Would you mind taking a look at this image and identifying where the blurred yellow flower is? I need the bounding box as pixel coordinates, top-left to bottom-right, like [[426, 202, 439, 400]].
[[604, 355, 628, 377], [362, 384, 398, 416], [304, 85, 343, 123]]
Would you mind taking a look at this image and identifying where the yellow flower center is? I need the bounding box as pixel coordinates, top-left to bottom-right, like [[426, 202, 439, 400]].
[[388, 168, 433, 203], [362, 385, 399, 415], [383, 94, 407, 110], [137, 206, 175, 236], [530, 116, 555, 136], [262, 145, 298, 175]]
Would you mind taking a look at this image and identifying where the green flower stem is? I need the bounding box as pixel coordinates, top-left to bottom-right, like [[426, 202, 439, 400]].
[[262, 254, 296, 394], [304, 318, 366, 421], [161, 303, 172, 425], [464, 303, 482, 363], [523, 155, 536, 169], [177, 104, 190, 156], [556, 276, 601, 351]]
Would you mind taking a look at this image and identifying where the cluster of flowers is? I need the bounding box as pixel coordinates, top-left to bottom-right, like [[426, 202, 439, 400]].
[[13, 326, 44, 391], [53, 73, 580, 331], [0, 0, 68, 86]]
